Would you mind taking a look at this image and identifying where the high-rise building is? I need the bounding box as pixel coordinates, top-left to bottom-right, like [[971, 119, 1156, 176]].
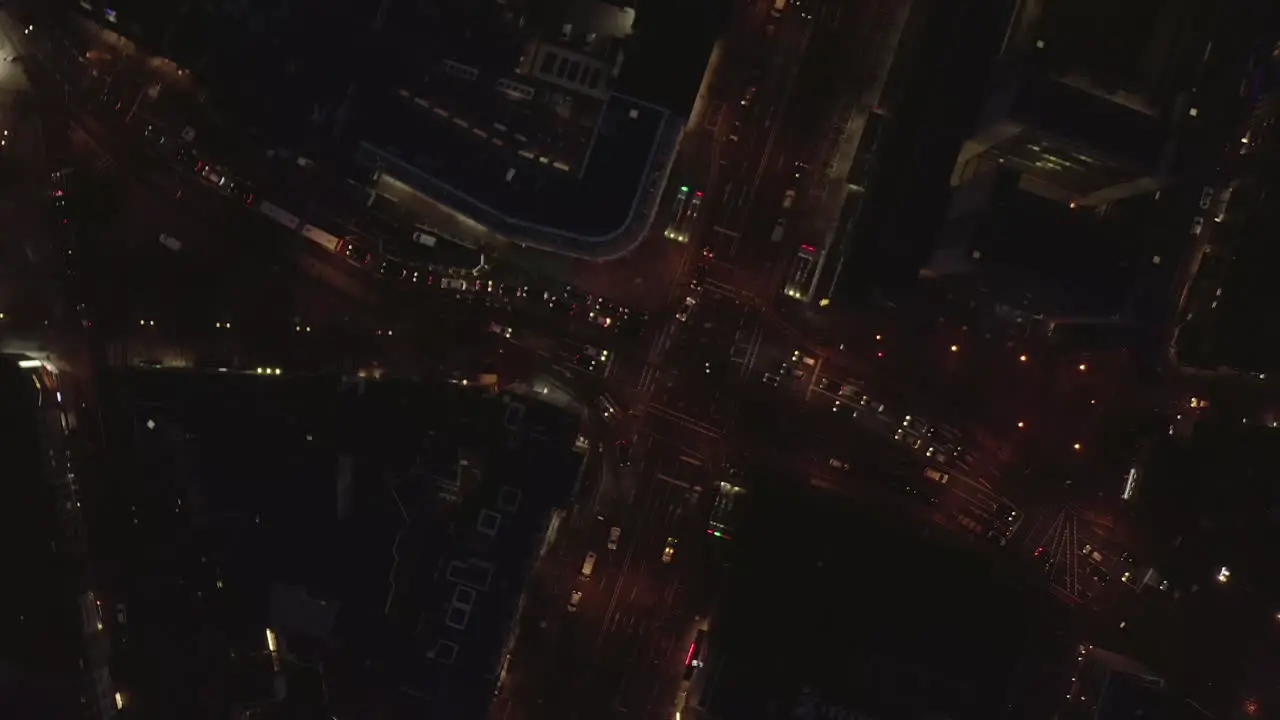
[[1061, 648, 1172, 720], [925, 0, 1221, 332], [837, 0, 1273, 346], [1173, 37, 1280, 375]]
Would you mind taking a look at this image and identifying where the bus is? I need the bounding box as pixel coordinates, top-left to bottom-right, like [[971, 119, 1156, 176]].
[[665, 186, 703, 243], [782, 244, 819, 300], [707, 481, 747, 539]]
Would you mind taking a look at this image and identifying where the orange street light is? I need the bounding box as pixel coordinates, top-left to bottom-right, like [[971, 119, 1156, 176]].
[[1017, 421, 1025, 428], [1078, 363, 1088, 372], [1019, 354, 1028, 362], [1072, 442, 1082, 451], [950, 345, 959, 352]]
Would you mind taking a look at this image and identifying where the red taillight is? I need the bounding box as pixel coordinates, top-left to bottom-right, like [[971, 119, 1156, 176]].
[[245, 193, 254, 205], [685, 643, 696, 666]]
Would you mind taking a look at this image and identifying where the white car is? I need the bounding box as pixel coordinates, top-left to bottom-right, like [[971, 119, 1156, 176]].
[[440, 277, 469, 291], [828, 458, 849, 471], [1190, 217, 1204, 235], [200, 165, 226, 186], [1199, 186, 1214, 209], [488, 322, 512, 338], [676, 296, 697, 322], [782, 189, 796, 209], [583, 345, 609, 362], [567, 589, 582, 612], [608, 526, 621, 550]]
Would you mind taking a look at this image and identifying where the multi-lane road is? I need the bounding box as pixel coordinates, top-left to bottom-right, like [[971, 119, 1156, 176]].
[[3, 1, 1238, 718]]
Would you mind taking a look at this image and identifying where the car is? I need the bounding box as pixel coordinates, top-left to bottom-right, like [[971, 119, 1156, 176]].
[[782, 363, 805, 379], [838, 384, 860, 398], [1199, 186, 1214, 209], [818, 378, 841, 394], [1190, 217, 1204, 235], [761, 372, 781, 386], [344, 241, 373, 265], [573, 354, 602, 373], [495, 284, 528, 301], [676, 296, 697, 322], [587, 310, 613, 328], [583, 345, 609, 362], [741, 86, 757, 106], [782, 189, 796, 209], [701, 241, 717, 259], [440, 277, 469, 292], [691, 264, 707, 291], [379, 258, 408, 280], [227, 180, 255, 206], [199, 163, 227, 186], [115, 603, 127, 625], [608, 526, 621, 550], [894, 428, 923, 449], [828, 458, 849, 471], [986, 530, 1008, 546], [567, 589, 582, 612], [771, 220, 786, 242], [580, 552, 597, 579], [831, 400, 857, 418], [412, 229, 441, 245], [616, 439, 632, 468], [728, 120, 742, 142], [1087, 565, 1110, 585], [488, 322, 513, 338], [662, 537, 677, 563]]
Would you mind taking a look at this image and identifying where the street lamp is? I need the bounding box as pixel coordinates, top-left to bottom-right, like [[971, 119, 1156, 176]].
[[950, 345, 958, 352], [1072, 442, 1082, 451], [1017, 421, 1025, 428], [1078, 363, 1088, 372], [1019, 354, 1028, 362]]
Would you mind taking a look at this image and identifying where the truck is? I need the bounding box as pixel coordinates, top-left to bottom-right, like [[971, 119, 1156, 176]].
[[300, 223, 344, 253], [259, 201, 301, 230]]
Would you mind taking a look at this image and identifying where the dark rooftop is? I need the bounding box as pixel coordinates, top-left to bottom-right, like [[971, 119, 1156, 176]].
[[105, 368, 583, 718], [0, 358, 83, 718], [699, 479, 1073, 720], [356, 89, 668, 241]]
